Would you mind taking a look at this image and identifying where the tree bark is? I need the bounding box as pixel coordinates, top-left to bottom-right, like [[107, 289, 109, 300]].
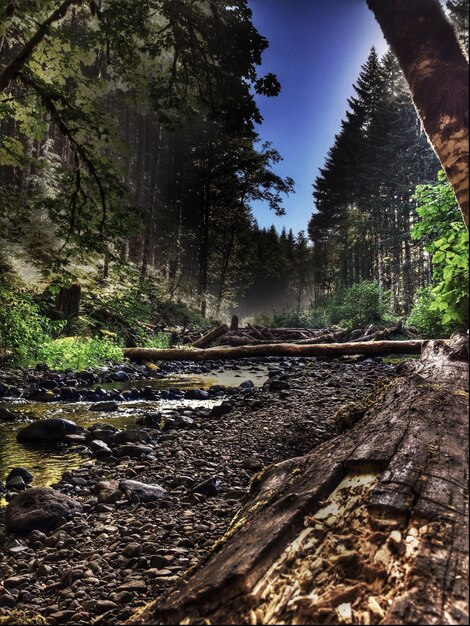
[[367, 0, 469, 228], [130, 335, 468, 625], [124, 339, 425, 362]]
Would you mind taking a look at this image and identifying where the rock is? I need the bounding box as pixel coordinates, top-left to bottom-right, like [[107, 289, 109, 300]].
[[97, 488, 122, 504], [118, 479, 167, 502], [210, 402, 233, 418], [59, 387, 82, 401], [239, 380, 254, 388], [136, 412, 162, 428], [0, 594, 16, 608], [114, 429, 152, 445], [16, 418, 80, 443], [93, 600, 119, 614], [116, 579, 147, 593], [88, 401, 119, 412], [77, 371, 98, 383], [90, 440, 113, 458], [185, 389, 210, 400], [5, 487, 82, 535], [85, 429, 116, 446], [6, 467, 33, 485], [3, 575, 31, 589], [192, 477, 223, 497], [269, 379, 290, 391], [116, 444, 153, 459], [174, 416, 194, 429], [109, 371, 129, 382], [5, 476, 26, 491], [122, 543, 143, 558], [0, 407, 17, 421]]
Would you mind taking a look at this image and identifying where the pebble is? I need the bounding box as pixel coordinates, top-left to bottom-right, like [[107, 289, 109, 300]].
[[0, 357, 395, 624]]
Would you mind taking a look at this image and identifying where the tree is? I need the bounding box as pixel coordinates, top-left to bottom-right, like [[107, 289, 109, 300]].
[[367, 0, 469, 229]]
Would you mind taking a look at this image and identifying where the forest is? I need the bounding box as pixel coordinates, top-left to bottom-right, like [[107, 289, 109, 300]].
[[0, 1, 468, 625]]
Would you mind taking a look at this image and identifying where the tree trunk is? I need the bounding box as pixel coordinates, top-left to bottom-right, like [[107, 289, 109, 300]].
[[130, 334, 468, 625], [367, 0, 469, 228], [124, 339, 425, 362], [54, 284, 81, 320]]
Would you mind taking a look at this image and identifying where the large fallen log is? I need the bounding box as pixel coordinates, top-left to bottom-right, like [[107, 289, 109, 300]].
[[124, 339, 425, 362], [130, 334, 469, 625]]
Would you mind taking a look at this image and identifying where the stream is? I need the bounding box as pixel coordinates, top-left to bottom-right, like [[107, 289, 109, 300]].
[[0, 365, 270, 492]]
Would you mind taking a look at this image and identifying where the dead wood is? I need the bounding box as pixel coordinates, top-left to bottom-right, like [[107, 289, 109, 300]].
[[191, 324, 228, 349], [129, 334, 468, 626], [124, 339, 425, 362]]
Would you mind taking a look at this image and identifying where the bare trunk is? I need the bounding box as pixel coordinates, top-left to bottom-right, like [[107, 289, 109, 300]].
[[367, 0, 469, 228]]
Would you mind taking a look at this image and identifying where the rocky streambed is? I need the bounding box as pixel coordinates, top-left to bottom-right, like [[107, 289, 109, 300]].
[[0, 356, 397, 625]]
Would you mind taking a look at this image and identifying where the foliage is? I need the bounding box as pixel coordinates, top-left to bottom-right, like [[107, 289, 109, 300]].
[[0, 273, 65, 365], [406, 287, 452, 338], [254, 283, 393, 330], [411, 171, 469, 329], [326, 281, 395, 329], [37, 336, 123, 371]]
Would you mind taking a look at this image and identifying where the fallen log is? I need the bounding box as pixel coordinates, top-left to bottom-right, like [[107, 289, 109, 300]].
[[124, 339, 425, 362], [130, 334, 469, 625], [191, 324, 228, 349]]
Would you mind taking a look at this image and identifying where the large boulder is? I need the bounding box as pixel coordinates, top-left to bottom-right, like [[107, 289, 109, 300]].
[[16, 418, 80, 444], [5, 487, 82, 535]]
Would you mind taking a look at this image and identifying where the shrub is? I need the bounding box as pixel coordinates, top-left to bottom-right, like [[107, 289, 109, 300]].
[[327, 281, 394, 329], [411, 171, 468, 330], [0, 276, 65, 365], [406, 287, 452, 338]]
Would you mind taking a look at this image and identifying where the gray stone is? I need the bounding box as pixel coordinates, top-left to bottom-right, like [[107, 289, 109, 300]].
[[118, 479, 167, 502]]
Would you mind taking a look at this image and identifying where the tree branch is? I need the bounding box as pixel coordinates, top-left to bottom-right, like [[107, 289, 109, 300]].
[[0, 0, 83, 92]]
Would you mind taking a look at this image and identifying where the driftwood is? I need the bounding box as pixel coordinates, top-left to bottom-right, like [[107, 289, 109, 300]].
[[130, 334, 469, 625], [124, 339, 425, 362], [191, 324, 229, 349], [217, 322, 411, 347]]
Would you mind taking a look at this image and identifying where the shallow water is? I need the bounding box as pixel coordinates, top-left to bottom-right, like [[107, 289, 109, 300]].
[[0, 366, 269, 493]]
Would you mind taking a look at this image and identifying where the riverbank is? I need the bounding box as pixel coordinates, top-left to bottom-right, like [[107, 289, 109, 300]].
[[0, 356, 396, 625]]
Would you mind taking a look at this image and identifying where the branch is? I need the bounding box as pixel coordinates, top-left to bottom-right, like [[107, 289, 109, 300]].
[[0, 0, 83, 92], [21, 70, 108, 234]]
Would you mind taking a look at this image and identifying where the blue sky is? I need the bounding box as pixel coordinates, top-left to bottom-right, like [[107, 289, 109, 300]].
[[248, 0, 388, 234]]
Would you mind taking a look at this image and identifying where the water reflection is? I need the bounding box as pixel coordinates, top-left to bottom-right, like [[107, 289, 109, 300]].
[[0, 366, 268, 493]]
